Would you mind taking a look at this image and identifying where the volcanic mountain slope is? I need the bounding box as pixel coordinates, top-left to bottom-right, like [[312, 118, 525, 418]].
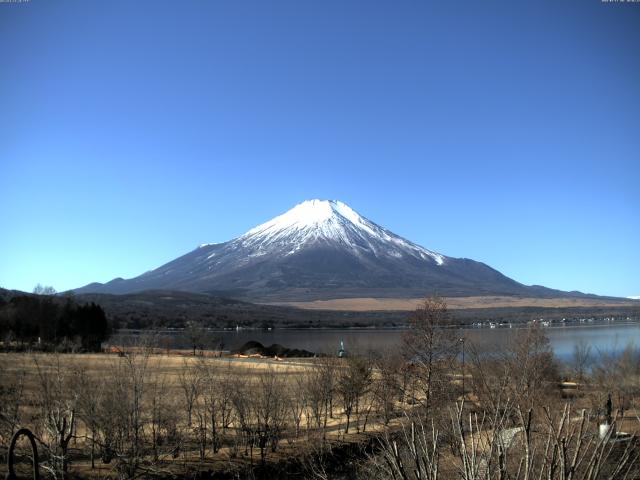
[[75, 199, 582, 301]]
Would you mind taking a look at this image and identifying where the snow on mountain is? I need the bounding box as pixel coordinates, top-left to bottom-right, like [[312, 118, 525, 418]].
[[74, 199, 556, 300], [628, 296, 640, 300], [235, 199, 445, 265]]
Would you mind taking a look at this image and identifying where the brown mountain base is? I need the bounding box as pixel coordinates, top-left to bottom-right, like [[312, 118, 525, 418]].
[[271, 296, 639, 312]]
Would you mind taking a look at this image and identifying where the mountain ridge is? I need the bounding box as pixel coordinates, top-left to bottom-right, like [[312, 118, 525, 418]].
[[73, 200, 605, 301]]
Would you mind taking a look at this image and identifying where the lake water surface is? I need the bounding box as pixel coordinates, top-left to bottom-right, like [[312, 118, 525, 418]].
[[220, 323, 640, 361], [113, 322, 640, 362]]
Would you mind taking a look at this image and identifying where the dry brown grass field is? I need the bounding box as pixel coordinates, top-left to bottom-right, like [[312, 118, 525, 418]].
[[1, 319, 639, 480], [0, 350, 408, 479], [274, 295, 639, 311]]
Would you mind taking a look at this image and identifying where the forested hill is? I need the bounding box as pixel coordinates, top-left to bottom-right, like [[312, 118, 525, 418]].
[[1, 288, 638, 334], [71, 290, 397, 329]]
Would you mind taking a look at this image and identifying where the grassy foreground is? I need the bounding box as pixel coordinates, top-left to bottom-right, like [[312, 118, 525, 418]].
[[2, 310, 640, 479], [0, 350, 406, 479]]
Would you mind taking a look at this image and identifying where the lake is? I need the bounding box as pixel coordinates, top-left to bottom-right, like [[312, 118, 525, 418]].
[[112, 321, 640, 362]]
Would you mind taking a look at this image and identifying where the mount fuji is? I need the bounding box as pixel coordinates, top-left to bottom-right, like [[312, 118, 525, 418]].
[[75, 200, 574, 301]]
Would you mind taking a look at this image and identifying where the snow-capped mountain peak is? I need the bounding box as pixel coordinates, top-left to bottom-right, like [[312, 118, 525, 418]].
[[245, 199, 352, 233], [238, 199, 445, 264], [74, 199, 545, 300]]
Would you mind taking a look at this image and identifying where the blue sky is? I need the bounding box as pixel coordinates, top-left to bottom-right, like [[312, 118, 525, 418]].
[[1, 0, 638, 297]]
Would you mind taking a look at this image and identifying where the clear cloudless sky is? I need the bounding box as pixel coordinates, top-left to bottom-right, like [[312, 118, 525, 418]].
[[0, 0, 638, 297]]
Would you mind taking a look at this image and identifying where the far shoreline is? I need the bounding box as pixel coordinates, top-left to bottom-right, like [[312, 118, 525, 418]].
[[114, 318, 640, 334]]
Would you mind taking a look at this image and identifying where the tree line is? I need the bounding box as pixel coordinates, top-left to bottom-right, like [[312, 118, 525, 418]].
[[0, 287, 111, 351]]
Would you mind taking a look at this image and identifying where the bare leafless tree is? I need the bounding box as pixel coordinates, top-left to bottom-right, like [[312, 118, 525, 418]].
[[177, 357, 203, 427], [372, 351, 403, 425], [591, 343, 640, 420], [33, 284, 57, 295], [255, 366, 288, 461], [337, 356, 372, 434], [288, 369, 307, 438], [33, 355, 77, 479], [230, 374, 255, 461], [572, 339, 593, 383], [468, 324, 560, 418], [508, 324, 560, 409], [183, 321, 220, 355], [304, 358, 336, 439], [375, 399, 640, 480], [148, 369, 181, 463], [304, 366, 325, 431], [403, 297, 459, 414], [0, 367, 25, 463], [95, 350, 150, 479], [74, 365, 103, 469], [201, 361, 222, 454]]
